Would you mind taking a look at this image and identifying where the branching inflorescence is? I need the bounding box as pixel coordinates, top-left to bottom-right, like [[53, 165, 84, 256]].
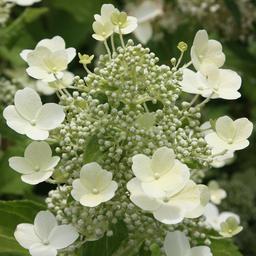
[[2, 3, 253, 256]]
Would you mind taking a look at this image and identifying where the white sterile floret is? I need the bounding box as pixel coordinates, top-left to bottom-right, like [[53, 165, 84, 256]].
[[131, 147, 190, 197], [3, 87, 65, 140], [205, 116, 253, 151], [36, 71, 74, 95], [92, 20, 114, 41], [191, 30, 225, 74], [128, 0, 162, 43], [71, 162, 118, 207], [112, 11, 138, 35], [4, 0, 41, 6], [127, 147, 209, 224], [14, 211, 79, 256], [9, 141, 60, 185], [208, 181, 227, 205], [181, 67, 241, 100], [204, 203, 243, 237], [20, 36, 76, 82], [164, 231, 213, 256]]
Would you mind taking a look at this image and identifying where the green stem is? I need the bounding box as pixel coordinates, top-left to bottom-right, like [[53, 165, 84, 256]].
[[104, 40, 112, 61]]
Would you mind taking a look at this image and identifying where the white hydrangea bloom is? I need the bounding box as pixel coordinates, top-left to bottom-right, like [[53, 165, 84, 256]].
[[164, 231, 213, 256], [36, 71, 74, 95], [208, 181, 227, 205], [112, 12, 138, 35], [127, 147, 209, 224], [20, 36, 76, 82], [3, 87, 65, 140], [191, 30, 225, 74], [4, 0, 41, 6], [205, 116, 253, 151], [204, 203, 243, 237], [71, 162, 118, 207], [129, 0, 163, 44], [14, 211, 79, 256], [181, 67, 241, 100], [9, 141, 60, 185]]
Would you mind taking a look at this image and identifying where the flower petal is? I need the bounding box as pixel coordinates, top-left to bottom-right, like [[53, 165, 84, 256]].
[[234, 118, 253, 142], [164, 231, 190, 256], [29, 244, 57, 256], [71, 179, 90, 202], [134, 22, 152, 44], [37, 36, 65, 52], [49, 225, 79, 249], [190, 246, 213, 256], [21, 170, 53, 185], [3, 105, 31, 135], [14, 88, 42, 121], [9, 157, 34, 174], [100, 181, 118, 202], [26, 126, 49, 140], [66, 48, 76, 63], [215, 116, 235, 141], [14, 223, 41, 249], [36, 103, 65, 130], [34, 211, 57, 241], [26, 66, 50, 80], [132, 154, 153, 182], [153, 204, 184, 224]]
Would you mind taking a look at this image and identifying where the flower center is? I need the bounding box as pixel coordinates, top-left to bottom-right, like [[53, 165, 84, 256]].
[[30, 119, 36, 126], [154, 172, 160, 180], [34, 165, 40, 172], [227, 138, 233, 144], [92, 188, 99, 194]]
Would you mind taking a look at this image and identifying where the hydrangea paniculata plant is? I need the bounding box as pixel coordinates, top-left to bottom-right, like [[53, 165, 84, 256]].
[[2, 3, 253, 256]]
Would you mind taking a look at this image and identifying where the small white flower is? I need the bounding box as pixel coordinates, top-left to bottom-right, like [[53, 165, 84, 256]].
[[36, 71, 74, 95], [208, 181, 227, 205], [92, 20, 114, 41], [9, 141, 60, 185], [181, 67, 241, 100], [204, 203, 242, 237], [112, 11, 138, 35], [14, 211, 79, 256], [127, 178, 209, 224], [131, 147, 190, 198], [164, 231, 212, 256], [128, 0, 163, 44], [205, 116, 253, 151], [4, 0, 41, 6], [3, 87, 65, 140], [71, 162, 118, 207], [20, 36, 76, 82], [191, 30, 225, 74], [127, 147, 209, 224]]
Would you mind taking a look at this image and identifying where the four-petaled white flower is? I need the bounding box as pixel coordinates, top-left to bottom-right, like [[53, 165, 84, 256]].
[[92, 3, 137, 41], [191, 30, 225, 74], [14, 211, 79, 256], [204, 203, 243, 237], [208, 181, 227, 205], [164, 231, 213, 256], [9, 141, 60, 185], [3, 87, 65, 140], [71, 162, 118, 207], [92, 20, 115, 41], [4, 0, 41, 6], [36, 71, 74, 95], [128, 0, 163, 44], [181, 67, 241, 100], [20, 36, 76, 82], [127, 147, 209, 224], [205, 116, 253, 151]]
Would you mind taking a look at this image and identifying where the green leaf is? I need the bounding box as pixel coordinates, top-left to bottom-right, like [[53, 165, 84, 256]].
[[83, 136, 104, 163], [150, 243, 161, 256], [0, 200, 45, 255], [211, 239, 243, 256]]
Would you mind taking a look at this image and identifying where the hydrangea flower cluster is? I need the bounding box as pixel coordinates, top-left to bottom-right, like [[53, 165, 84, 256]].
[[2, 4, 253, 256]]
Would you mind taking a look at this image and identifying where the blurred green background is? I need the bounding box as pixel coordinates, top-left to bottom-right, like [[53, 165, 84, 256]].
[[0, 0, 255, 255]]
